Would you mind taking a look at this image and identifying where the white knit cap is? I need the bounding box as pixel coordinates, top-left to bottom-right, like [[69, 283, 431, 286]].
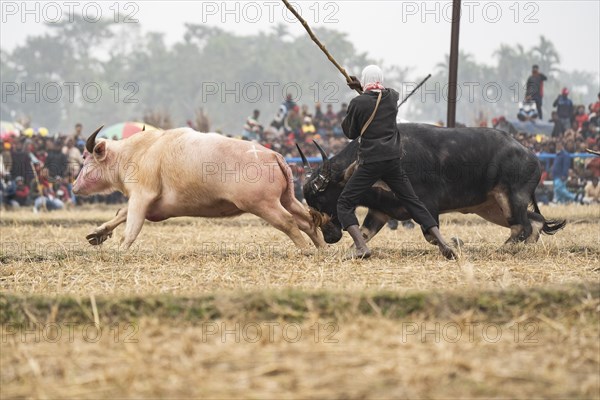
[[361, 65, 384, 90]]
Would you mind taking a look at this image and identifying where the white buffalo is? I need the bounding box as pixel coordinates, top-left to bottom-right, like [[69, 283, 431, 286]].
[[73, 126, 325, 251]]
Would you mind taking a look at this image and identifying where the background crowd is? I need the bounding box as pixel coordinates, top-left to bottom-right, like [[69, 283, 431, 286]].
[[2, 79, 599, 212]]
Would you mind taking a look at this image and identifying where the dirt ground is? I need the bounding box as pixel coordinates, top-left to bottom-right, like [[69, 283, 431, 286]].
[[1, 204, 598, 399]]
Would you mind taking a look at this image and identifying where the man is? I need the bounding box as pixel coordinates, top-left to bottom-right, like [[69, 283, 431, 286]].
[[324, 104, 337, 123], [44, 140, 68, 179], [517, 100, 538, 122], [283, 93, 296, 114], [525, 65, 547, 119], [580, 121, 594, 140], [10, 140, 34, 185], [14, 176, 30, 206], [337, 65, 456, 260], [553, 88, 573, 133], [73, 123, 86, 150], [551, 141, 575, 203], [574, 105, 589, 131], [592, 92, 600, 115], [550, 111, 563, 138], [62, 138, 83, 177], [33, 168, 64, 213], [74, 123, 83, 138], [2, 174, 18, 208], [583, 177, 600, 204], [242, 109, 263, 141]]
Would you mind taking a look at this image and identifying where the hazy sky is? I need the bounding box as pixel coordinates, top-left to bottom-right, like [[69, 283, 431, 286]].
[[1, 0, 599, 79]]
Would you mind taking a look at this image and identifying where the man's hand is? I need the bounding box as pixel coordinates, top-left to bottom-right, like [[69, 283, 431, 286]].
[[347, 76, 363, 93]]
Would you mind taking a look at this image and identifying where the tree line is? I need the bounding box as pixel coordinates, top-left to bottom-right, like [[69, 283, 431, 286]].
[[1, 16, 597, 134]]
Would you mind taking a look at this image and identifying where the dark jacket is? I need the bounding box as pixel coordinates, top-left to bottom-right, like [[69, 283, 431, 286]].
[[341, 88, 402, 164], [551, 149, 571, 180], [10, 151, 34, 185], [45, 150, 68, 178], [526, 73, 548, 100], [553, 95, 573, 119]]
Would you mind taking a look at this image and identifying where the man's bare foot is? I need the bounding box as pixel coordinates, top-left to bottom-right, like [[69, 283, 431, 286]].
[[438, 243, 457, 260], [344, 246, 372, 261]]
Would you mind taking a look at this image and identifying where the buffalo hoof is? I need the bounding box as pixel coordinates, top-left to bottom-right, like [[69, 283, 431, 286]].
[[451, 237, 464, 247], [86, 228, 113, 245], [387, 219, 399, 230], [402, 220, 415, 230]]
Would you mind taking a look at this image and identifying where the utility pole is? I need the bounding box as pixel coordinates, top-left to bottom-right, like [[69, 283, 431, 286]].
[[447, 0, 461, 127]]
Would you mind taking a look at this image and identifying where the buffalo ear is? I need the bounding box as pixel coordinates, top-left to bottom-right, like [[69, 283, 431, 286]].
[[92, 141, 108, 161]]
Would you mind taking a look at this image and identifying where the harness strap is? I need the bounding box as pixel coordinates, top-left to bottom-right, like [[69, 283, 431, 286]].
[[360, 90, 383, 136]]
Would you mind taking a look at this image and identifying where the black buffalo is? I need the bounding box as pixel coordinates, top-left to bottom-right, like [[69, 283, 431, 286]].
[[298, 123, 565, 246]]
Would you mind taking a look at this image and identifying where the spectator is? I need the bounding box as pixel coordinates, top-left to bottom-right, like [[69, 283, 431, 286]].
[[33, 169, 64, 213], [550, 111, 563, 138], [582, 177, 600, 204], [535, 165, 552, 205], [493, 116, 517, 134], [2, 175, 19, 208], [62, 138, 84, 176], [242, 109, 263, 141], [283, 93, 296, 115], [324, 104, 337, 124], [301, 104, 311, 119], [565, 169, 584, 201], [580, 121, 594, 140], [301, 116, 316, 136], [517, 101, 538, 122], [14, 176, 30, 206], [553, 87, 573, 133], [287, 106, 302, 138], [314, 102, 324, 124], [73, 123, 83, 141], [54, 176, 73, 208], [269, 104, 290, 136], [2, 141, 12, 175], [525, 65, 547, 119], [574, 105, 589, 130], [10, 141, 35, 185], [74, 123, 87, 151], [592, 92, 600, 115], [45, 140, 68, 179], [551, 141, 576, 203]]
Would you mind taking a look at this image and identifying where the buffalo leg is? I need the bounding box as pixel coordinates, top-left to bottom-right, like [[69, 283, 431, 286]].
[[282, 198, 326, 248], [86, 206, 128, 245], [525, 211, 545, 243], [120, 194, 153, 251], [360, 209, 389, 242], [253, 203, 310, 250], [495, 190, 532, 244]]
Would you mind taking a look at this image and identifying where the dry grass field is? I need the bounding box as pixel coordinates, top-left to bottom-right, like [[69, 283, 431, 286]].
[[1, 204, 599, 399]]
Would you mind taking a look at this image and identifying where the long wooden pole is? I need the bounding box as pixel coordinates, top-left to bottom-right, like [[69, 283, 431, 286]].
[[446, 0, 461, 127], [281, 0, 362, 95], [398, 74, 432, 110]]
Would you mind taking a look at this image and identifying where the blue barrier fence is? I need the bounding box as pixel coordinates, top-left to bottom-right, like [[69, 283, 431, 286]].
[[535, 153, 595, 171], [286, 154, 596, 171]]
